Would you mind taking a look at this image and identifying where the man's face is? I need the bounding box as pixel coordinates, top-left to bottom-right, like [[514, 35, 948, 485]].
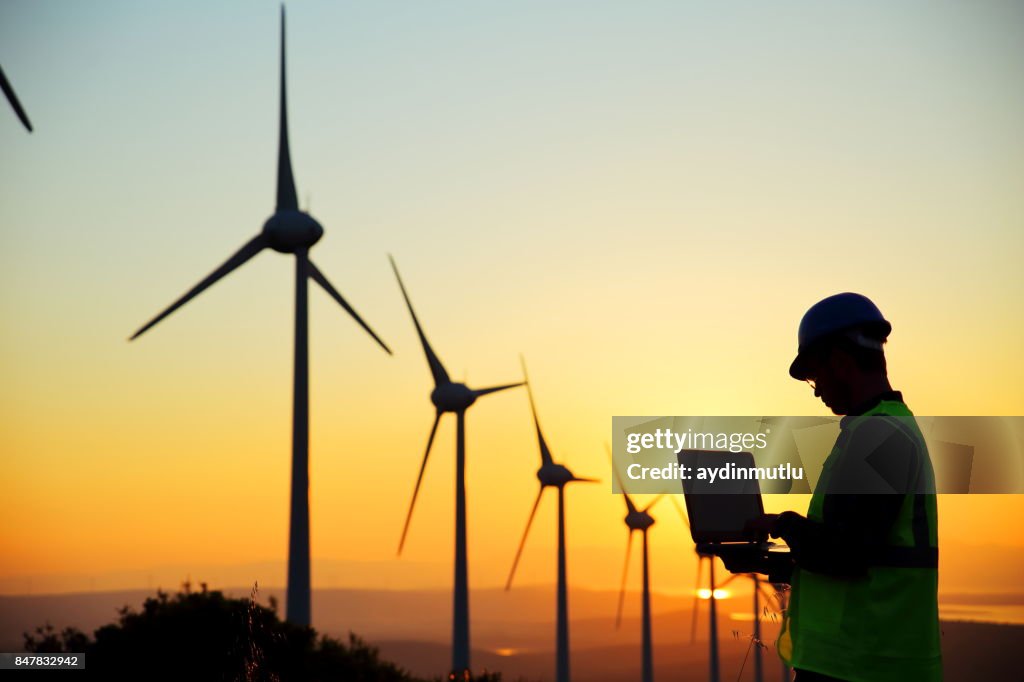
[[805, 346, 853, 415]]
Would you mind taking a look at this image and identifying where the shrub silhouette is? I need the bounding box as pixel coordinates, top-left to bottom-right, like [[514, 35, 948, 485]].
[[23, 582, 501, 681]]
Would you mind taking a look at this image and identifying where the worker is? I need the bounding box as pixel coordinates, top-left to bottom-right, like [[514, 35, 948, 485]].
[[725, 292, 942, 681]]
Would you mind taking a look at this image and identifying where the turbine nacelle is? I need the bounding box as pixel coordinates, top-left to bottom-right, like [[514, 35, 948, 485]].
[[537, 462, 575, 488], [431, 383, 477, 412], [625, 509, 655, 531], [263, 209, 324, 253]]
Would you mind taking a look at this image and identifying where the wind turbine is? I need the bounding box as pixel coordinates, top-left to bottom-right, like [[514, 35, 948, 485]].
[[1, 63, 33, 131], [734, 571, 790, 682], [611, 455, 663, 682], [670, 498, 723, 680], [390, 255, 522, 680], [505, 357, 597, 682], [129, 7, 391, 627], [671, 498, 775, 682]]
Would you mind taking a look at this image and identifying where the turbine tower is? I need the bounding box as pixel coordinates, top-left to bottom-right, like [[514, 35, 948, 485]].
[[672, 498, 774, 682], [671, 498, 723, 681], [129, 8, 391, 627], [391, 256, 522, 680], [1, 63, 33, 131], [505, 357, 596, 682], [612, 457, 663, 682], [734, 571, 786, 682]]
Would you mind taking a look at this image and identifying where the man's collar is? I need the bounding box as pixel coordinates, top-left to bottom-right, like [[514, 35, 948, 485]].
[[840, 390, 904, 428]]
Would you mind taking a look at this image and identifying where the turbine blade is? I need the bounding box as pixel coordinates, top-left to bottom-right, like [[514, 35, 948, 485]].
[[388, 255, 450, 386], [505, 487, 544, 590], [615, 467, 638, 513], [0, 63, 32, 132], [276, 6, 298, 211], [397, 411, 443, 555], [472, 382, 523, 399], [620, 492, 638, 515], [605, 442, 638, 514], [642, 494, 664, 513], [130, 234, 266, 340], [671, 496, 690, 531], [520, 355, 553, 465], [616, 530, 635, 629], [719, 571, 741, 588], [690, 555, 703, 644], [307, 259, 392, 354]]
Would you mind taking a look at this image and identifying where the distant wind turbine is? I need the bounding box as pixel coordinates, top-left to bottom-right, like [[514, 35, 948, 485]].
[[1, 63, 33, 131], [390, 255, 522, 680], [611, 452, 663, 682], [729, 568, 787, 682], [505, 357, 597, 682], [671, 498, 726, 682], [671, 498, 775, 682], [129, 7, 391, 627]]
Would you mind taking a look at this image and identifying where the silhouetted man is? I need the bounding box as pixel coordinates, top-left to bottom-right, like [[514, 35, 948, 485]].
[[727, 293, 942, 682]]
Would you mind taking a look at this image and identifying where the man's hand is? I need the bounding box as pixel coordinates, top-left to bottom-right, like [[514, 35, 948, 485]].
[[770, 511, 806, 541], [743, 511, 805, 541], [744, 513, 780, 535], [702, 542, 793, 583]]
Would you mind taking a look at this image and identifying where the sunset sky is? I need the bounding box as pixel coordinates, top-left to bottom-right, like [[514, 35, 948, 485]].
[[2, 0, 1022, 604]]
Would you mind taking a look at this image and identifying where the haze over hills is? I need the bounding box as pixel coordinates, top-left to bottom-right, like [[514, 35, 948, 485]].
[[0, 586, 704, 652]]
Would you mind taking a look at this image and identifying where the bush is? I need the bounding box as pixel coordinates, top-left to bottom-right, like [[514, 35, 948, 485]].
[[23, 582, 471, 682]]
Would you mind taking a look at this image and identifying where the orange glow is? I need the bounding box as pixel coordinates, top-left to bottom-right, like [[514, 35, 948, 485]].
[[698, 589, 731, 600], [1, 3, 1022, 608]]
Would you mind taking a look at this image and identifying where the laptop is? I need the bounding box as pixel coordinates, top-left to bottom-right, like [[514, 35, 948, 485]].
[[677, 449, 784, 549]]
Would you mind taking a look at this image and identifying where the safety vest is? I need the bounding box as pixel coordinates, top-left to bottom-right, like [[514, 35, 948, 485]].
[[777, 400, 942, 681]]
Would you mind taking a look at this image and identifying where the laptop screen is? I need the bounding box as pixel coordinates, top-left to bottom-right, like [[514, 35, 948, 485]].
[[677, 449, 766, 544]]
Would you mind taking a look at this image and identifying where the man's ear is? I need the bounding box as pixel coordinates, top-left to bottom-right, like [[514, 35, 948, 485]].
[[830, 344, 858, 376]]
